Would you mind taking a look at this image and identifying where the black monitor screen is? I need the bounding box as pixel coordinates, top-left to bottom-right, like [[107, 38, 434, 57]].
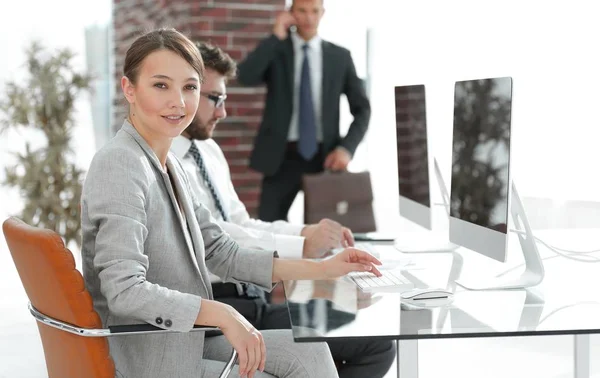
[[450, 77, 512, 233], [395, 85, 430, 208]]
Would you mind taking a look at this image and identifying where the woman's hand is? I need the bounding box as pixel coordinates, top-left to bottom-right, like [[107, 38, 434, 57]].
[[320, 247, 382, 279], [219, 304, 266, 378]]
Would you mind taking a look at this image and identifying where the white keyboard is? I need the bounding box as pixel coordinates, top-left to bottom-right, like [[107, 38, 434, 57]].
[[348, 270, 414, 292]]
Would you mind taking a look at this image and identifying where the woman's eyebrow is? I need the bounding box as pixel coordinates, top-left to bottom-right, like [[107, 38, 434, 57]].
[[151, 74, 199, 82]]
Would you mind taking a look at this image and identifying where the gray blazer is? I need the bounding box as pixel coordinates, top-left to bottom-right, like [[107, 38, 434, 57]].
[[81, 120, 275, 378]]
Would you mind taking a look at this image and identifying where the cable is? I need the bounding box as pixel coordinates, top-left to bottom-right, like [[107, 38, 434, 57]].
[[511, 229, 600, 255], [509, 229, 600, 263], [547, 244, 600, 255], [416, 207, 600, 268], [536, 302, 600, 327], [429, 203, 600, 255], [495, 230, 600, 278]]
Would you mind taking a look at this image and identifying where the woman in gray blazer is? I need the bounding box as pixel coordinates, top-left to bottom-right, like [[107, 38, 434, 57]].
[[81, 28, 382, 378]]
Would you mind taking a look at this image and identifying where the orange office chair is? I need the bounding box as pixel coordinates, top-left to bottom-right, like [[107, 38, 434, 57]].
[[3, 217, 237, 378]]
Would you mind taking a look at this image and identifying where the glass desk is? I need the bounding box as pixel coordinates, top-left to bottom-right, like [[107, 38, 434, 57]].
[[283, 229, 600, 377]]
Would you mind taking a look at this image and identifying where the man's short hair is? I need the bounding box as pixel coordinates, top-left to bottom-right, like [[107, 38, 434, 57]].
[[195, 42, 237, 80]]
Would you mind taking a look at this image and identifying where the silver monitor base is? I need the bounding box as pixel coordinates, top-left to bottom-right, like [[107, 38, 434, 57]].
[[456, 182, 544, 290], [455, 271, 543, 291]]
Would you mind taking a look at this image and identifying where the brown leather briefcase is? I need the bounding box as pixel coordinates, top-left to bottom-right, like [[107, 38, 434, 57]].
[[302, 171, 377, 232]]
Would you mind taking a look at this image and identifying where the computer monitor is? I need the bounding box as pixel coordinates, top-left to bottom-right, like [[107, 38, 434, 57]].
[[394, 84, 432, 230], [449, 76, 512, 263], [450, 77, 544, 290], [394, 85, 457, 254], [449, 77, 512, 262]]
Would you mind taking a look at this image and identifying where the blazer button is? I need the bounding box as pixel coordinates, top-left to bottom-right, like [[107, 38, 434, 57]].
[[165, 319, 172, 328], [156, 317, 163, 325]]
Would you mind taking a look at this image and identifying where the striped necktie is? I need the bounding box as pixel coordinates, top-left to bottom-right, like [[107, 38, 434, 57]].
[[187, 141, 263, 299], [188, 142, 229, 221]]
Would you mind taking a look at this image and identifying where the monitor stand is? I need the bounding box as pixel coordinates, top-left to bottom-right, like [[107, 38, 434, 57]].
[[456, 182, 545, 290], [395, 158, 458, 254]]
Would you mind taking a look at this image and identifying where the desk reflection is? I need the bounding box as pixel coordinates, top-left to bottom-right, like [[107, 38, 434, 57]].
[[284, 275, 555, 342]]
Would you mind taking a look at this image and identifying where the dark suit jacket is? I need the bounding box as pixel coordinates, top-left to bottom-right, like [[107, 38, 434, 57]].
[[237, 34, 371, 176]]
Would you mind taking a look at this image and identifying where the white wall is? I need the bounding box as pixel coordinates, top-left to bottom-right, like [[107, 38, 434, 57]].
[[315, 0, 600, 231], [360, 0, 600, 231], [0, 0, 111, 182], [317, 3, 600, 377], [0, 2, 111, 375]]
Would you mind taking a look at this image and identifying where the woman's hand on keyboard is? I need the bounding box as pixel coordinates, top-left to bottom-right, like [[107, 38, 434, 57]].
[[320, 248, 382, 279]]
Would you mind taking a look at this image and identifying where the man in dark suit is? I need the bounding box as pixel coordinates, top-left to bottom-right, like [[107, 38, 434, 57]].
[[238, 0, 371, 222]]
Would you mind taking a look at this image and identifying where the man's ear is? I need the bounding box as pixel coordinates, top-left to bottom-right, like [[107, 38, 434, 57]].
[[121, 76, 135, 104]]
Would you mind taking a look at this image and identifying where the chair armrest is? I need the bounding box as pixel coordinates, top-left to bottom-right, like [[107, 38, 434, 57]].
[[29, 302, 219, 337], [29, 302, 237, 378], [108, 323, 222, 336]]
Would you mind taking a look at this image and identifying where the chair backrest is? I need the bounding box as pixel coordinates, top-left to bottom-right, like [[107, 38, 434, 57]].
[[3, 217, 114, 378]]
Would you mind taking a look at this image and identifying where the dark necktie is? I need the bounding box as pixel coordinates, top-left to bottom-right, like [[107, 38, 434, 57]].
[[188, 142, 229, 221], [187, 141, 263, 299], [298, 43, 318, 160]]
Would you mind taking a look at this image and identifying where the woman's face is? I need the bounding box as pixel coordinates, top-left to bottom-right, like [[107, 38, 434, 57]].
[[122, 49, 200, 140]]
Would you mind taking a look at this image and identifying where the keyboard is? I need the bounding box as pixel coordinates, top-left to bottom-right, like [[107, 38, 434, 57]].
[[348, 270, 414, 292]]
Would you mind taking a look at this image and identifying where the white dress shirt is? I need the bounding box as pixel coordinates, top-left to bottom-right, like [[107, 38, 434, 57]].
[[288, 31, 323, 142], [171, 136, 305, 259]]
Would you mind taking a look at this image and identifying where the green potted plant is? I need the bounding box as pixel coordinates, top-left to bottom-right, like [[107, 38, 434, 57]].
[[1, 41, 93, 247]]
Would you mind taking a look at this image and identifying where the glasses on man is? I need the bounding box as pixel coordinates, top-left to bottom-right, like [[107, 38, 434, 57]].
[[200, 92, 227, 108]]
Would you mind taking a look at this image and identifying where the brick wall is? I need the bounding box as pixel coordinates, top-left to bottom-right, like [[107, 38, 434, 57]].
[[112, 0, 285, 216]]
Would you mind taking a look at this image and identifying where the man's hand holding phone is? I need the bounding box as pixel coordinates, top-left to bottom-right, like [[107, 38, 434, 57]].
[[273, 11, 297, 40]]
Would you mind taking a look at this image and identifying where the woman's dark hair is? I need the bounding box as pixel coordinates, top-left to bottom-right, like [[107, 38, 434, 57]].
[[124, 28, 204, 84]]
